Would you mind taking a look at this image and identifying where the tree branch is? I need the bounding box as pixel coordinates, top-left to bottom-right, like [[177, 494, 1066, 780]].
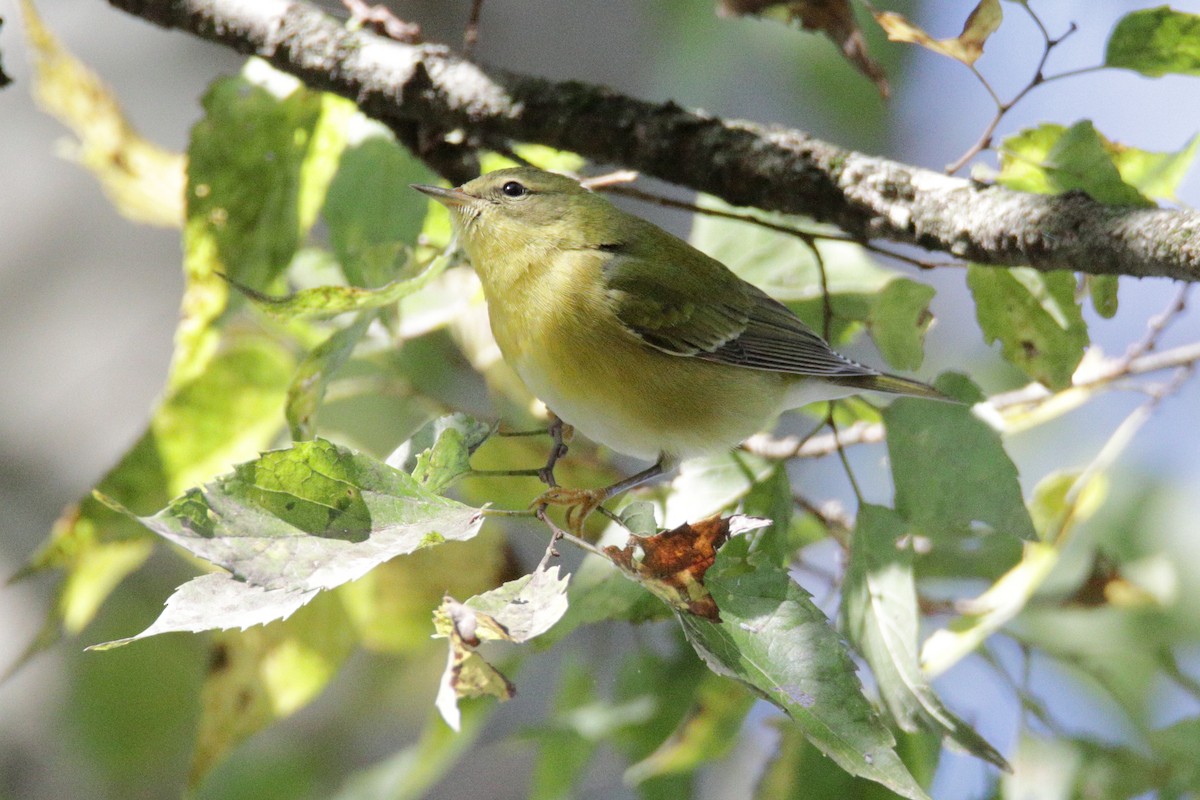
[[108, 0, 1200, 282]]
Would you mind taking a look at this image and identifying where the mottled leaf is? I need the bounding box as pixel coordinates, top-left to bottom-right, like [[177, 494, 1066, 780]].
[[967, 266, 1088, 390], [188, 60, 340, 290], [432, 566, 569, 729], [90, 439, 484, 648], [189, 592, 356, 785], [868, 278, 936, 371], [604, 515, 769, 620]]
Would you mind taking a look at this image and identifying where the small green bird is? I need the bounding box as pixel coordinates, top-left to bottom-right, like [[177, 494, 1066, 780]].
[[413, 167, 943, 527]]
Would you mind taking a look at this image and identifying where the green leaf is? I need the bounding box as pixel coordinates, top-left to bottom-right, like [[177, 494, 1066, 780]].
[[90, 439, 484, 648], [287, 313, 374, 440], [740, 464, 796, 566], [1086, 274, 1120, 319], [679, 537, 930, 800], [231, 252, 452, 320], [755, 723, 942, 800], [867, 278, 936, 371], [998, 121, 1152, 207], [188, 60, 340, 290], [1111, 133, 1200, 201], [323, 127, 438, 287], [967, 266, 1088, 390], [885, 375, 1035, 546], [13, 334, 294, 661], [841, 505, 1008, 770], [618, 500, 660, 536], [388, 413, 494, 495], [688, 196, 892, 295], [1106, 7, 1200, 77]]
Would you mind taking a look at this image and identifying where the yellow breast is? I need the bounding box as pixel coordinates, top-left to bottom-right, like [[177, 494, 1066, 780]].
[[478, 248, 794, 461]]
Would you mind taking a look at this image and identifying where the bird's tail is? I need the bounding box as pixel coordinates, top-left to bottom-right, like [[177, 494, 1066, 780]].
[[835, 372, 954, 402]]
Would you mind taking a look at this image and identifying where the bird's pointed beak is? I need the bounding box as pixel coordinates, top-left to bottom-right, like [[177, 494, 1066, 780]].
[[411, 183, 473, 208]]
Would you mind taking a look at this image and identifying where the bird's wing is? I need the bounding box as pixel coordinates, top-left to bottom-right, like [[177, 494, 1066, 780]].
[[602, 245, 875, 378]]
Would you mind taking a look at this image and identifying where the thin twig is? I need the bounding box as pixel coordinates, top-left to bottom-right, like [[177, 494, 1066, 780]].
[[1118, 283, 1191, 369], [946, 8, 1082, 174], [463, 0, 485, 56]]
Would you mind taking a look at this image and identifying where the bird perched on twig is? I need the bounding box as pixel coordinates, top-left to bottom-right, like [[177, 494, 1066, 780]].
[[413, 167, 944, 530]]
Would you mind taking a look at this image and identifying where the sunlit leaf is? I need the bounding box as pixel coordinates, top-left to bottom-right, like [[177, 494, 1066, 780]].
[[90, 439, 484, 648], [13, 336, 294, 661], [1106, 7, 1200, 77], [21, 0, 185, 226], [656, 450, 775, 529], [679, 537, 930, 800], [388, 412, 494, 495], [997, 121, 1152, 207], [231, 252, 451, 320], [322, 120, 437, 287], [432, 566, 569, 729], [188, 60, 337, 290], [967, 266, 1088, 390], [874, 0, 1002, 66], [433, 596, 516, 732], [1110, 132, 1200, 201], [920, 541, 1057, 678]]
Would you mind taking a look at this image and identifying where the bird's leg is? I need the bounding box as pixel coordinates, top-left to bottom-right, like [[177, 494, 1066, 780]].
[[535, 457, 669, 535], [537, 414, 574, 488]]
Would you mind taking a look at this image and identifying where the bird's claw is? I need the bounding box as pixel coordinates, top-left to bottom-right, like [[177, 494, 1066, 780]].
[[533, 486, 608, 534]]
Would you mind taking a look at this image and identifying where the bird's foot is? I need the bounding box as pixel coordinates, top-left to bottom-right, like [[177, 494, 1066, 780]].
[[533, 486, 608, 535]]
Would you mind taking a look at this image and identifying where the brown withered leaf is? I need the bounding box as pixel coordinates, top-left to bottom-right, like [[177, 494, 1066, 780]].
[[717, 0, 890, 98], [873, 0, 1002, 67], [605, 515, 768, 621]]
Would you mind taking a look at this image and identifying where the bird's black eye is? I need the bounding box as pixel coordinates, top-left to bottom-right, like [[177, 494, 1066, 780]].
[[501, 181, 528, 198]]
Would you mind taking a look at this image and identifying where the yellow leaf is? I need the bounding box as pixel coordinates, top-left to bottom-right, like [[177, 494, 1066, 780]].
[[20, 0, 185, 226], [875, 0, 1002, 66]]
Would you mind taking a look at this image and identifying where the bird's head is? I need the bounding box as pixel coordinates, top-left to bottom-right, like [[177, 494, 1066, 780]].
[[413, 167, 612, 259]]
